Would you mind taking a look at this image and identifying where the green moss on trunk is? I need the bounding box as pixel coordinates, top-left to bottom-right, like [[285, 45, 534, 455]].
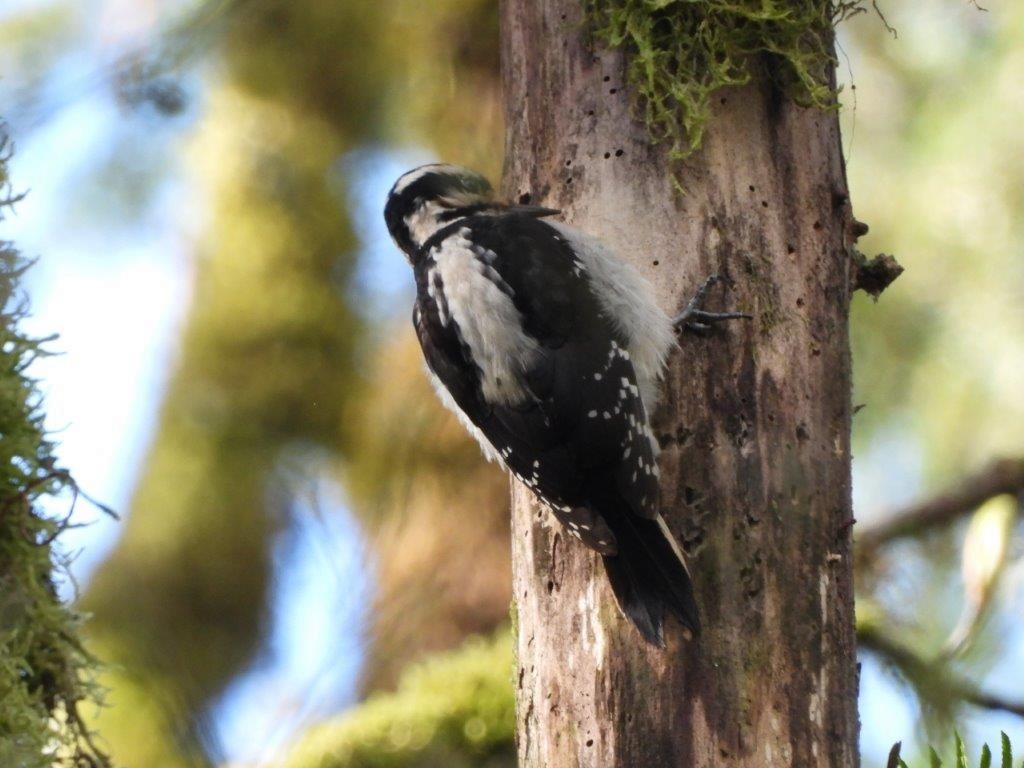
[[582, 0, 865, 160]]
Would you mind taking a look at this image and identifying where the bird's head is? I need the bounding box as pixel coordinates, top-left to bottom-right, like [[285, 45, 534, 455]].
[[384, 163, 557, 260]]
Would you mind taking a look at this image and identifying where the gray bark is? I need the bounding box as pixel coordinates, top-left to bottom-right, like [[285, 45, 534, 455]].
[[501, 2, 860, 766]]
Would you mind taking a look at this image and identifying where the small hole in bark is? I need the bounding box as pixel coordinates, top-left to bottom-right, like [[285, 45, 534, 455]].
[[787, 244, 796, 255], [684, 486, 698, 504], [720, 97, 727, 105], [615, 149, 623, 157], [609, 87, 617, 94], [565, 160, 572, 167], [566, 177, 573, 185], [761, 200, 768, 208], [603, 75, 610, 82], [547, 580, 555, 594], [652, 260, 660, 266], [683, 530, 705, 551], [796, 297, 804, 308], [587, 109, 595, 116], [604, 152, 611, 159], [519, 192, 532, 205], [748, 185, 755, 192], [586, 739, 594, 747], [813, 220, 822, 230]]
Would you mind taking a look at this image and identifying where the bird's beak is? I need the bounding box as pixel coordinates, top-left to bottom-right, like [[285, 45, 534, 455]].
[[504, 204, 561, 218]]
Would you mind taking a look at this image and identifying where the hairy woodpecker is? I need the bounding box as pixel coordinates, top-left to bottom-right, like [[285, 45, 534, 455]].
[[384, 163, 746, 645]]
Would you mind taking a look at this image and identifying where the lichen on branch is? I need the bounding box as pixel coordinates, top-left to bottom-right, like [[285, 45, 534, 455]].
[[582, 0, 865, 160], [0, 128, 109, 768]]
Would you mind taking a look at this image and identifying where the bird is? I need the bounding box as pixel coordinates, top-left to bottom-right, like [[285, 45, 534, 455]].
[[383, 163, 746, 645]]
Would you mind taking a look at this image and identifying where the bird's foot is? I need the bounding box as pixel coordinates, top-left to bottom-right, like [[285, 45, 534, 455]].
[[672, 275, 751, 334]]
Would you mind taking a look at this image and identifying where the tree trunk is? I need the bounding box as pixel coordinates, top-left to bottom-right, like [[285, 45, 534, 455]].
[[501, 2, 860, 766]]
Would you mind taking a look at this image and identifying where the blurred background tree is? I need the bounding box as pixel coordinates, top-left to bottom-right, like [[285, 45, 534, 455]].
[[0, 0, 1021, 766]]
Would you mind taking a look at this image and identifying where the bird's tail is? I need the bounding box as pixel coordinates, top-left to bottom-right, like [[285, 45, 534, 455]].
[[599, 501, 700, 646]]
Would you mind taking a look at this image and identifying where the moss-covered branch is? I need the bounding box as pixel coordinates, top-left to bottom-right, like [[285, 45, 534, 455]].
[[583, 0, 866, 160], [283, 632, 515, 768], [0, 126, 108, 768]]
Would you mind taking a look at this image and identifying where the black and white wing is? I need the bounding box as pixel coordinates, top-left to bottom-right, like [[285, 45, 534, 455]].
[[412, 213, 697, 641], [413, 214, 660, 519]]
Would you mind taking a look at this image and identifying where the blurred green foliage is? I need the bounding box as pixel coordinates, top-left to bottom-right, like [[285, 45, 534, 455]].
[[1, 0, 1022, 765], [59, 0, 507, 763], [343, 335, 510, 695], [0, 130, 107, 768], [283, 632, 515, 768], [80, 81, 363, 764], [890, 732, 1023, 768], [845, 1, 1024, 747], [848, 1, 1024, 472], [0, 3, 76, 124]]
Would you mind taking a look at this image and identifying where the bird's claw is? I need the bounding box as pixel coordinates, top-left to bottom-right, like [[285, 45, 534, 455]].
[[672, 275, 751, 334]]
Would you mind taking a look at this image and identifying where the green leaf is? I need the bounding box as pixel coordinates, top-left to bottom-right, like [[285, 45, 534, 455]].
[[1001, 732, 1011, 768], [930, 746, 944, 768], [981, 743, 992, 768], [887, 742, 903, 768], [956, 732, 968, 768]]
